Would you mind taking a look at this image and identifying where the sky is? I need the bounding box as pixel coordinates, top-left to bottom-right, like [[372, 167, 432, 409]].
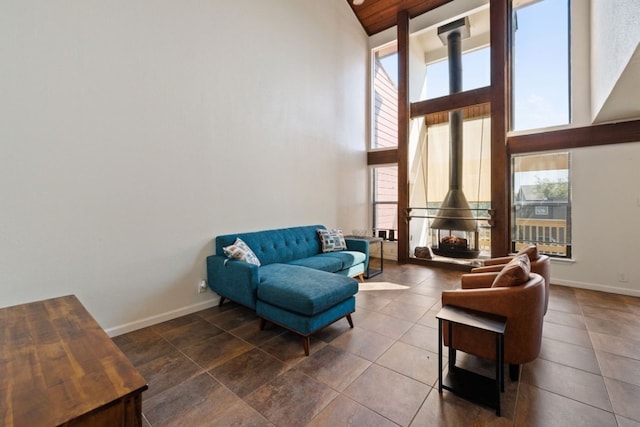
[[512, 0, 570, 131]]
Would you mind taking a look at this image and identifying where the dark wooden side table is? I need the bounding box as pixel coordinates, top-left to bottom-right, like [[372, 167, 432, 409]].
[[0, 295, 148, 427], [436, 305, 507, 416], [346, 236, 383, 278]]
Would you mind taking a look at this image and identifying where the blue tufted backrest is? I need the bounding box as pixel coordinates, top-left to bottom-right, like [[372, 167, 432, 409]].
[[215, 225, 324, 266]]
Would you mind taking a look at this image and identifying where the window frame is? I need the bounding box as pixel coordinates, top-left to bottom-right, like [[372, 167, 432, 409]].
[[511, 151, 572, 258], [371, 165, 399, 237], [510, 0, 571, 133]]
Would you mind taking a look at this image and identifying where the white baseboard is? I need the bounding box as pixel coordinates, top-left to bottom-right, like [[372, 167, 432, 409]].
[[104, 278, 637, 338], [552, 278, 640, 297], [105, 296, 221, 337]]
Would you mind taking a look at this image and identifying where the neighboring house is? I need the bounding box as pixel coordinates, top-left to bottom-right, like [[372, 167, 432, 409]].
[[514, 184, 568, 221], [514, 184, 570, 256]]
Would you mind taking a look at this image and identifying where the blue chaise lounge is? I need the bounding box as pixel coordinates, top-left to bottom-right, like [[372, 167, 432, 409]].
[[206, 225, 370, 355]]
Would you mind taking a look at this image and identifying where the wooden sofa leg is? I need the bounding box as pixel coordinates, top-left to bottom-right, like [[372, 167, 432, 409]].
[[346, 314, 354, 328], [259, 318, 266, 331], [302, 336, 310, 356], [357, 273, 365, 283], [218, 296, 226, 307]]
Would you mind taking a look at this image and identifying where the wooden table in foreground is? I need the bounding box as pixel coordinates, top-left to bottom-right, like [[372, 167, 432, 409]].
[[0, 295, 148, 427]]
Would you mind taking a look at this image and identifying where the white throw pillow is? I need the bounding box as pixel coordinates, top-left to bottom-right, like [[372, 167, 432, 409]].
[[223, 238, 261, 266]]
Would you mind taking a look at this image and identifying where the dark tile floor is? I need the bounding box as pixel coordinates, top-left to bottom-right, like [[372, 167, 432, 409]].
[[113, 261, 640, 426]]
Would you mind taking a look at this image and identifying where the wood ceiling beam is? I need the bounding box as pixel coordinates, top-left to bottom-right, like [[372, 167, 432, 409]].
[[368, 149, 399, 165], [410, 86, 491, 118], [508, 119, 640, 153]]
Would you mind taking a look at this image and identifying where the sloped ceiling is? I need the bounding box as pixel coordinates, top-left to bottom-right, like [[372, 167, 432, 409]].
[[348, 0, 453, 35], [593, 42, 640, 123]]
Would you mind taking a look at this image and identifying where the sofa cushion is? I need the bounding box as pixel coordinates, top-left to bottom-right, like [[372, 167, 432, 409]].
[[216, 225, 324, 266], [258, 264, 358, 316], [492, 254, 531, 288], [222, 238, 261, 266], [256, 297, 355, 336], [318, 251, 367, 270], [287, 256, 343, 273], [287, 251, 367, 273], [317, 229, 347, 253]]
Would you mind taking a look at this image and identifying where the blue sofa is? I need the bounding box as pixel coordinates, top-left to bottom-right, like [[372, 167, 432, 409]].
[[206, 225, 370, 354]]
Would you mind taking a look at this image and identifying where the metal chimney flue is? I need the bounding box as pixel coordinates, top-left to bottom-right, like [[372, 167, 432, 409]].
[[430, 17, 477, 233]]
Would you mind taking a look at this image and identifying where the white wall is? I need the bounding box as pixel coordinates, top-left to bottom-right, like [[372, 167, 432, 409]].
[[551, 142, 640, 296], [0, 0, 368, 334]]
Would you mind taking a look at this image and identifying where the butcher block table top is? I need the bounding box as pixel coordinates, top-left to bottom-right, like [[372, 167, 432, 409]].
[[0, 295, 148, 427]]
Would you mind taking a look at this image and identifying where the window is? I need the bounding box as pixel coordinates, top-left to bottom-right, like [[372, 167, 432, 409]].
[[372, 166, 398, 237], [372, 44, 398, 149], [534, 206, 549, 216], [512, 0, 570, 131], [512, 152, 571, 257], [406, 6, 492, 259], [408, 109, 492, 258], [371, 44, 399, 238], [422, 46, 491, 101], [410, 6, 491, 103]]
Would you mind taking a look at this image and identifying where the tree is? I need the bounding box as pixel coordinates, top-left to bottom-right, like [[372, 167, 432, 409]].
[[535, 177, 568, 201]]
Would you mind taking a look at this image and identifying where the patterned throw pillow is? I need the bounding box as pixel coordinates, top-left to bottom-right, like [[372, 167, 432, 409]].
[[223, 238, 261, 266], [317, 228, 347, 253]]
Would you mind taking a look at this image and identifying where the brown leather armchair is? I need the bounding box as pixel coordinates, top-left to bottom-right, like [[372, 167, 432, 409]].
[[471, 245, 550, 314], [442, 267, 545, 381]]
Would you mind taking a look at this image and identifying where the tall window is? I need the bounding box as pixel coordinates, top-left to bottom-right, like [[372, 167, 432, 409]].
[[372, 44, 398, 149], [407, 6, 493, 260], [371, 44, 399, 238], [512, 152, 571, 257], [512, 0, 570, 131], [372, 166, 398, 237]]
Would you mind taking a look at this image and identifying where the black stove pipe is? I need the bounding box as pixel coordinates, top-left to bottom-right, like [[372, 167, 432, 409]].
[[448, 29, 463, 193], [430, 18, 477, 233]]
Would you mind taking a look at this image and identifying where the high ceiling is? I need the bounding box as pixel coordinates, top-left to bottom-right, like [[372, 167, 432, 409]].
[[348, 0, 454, 36]]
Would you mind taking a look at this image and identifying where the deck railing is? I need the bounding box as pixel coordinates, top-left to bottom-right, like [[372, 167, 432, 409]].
[[408, 212, 570, 258], [513, 218, 569, 256]]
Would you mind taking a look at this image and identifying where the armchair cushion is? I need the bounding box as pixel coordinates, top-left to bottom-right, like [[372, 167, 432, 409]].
[[492, 254, 530, 288], [481, 244, 539, 267], [516, 244, 539, 262], [461, 272, 498, 289]]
